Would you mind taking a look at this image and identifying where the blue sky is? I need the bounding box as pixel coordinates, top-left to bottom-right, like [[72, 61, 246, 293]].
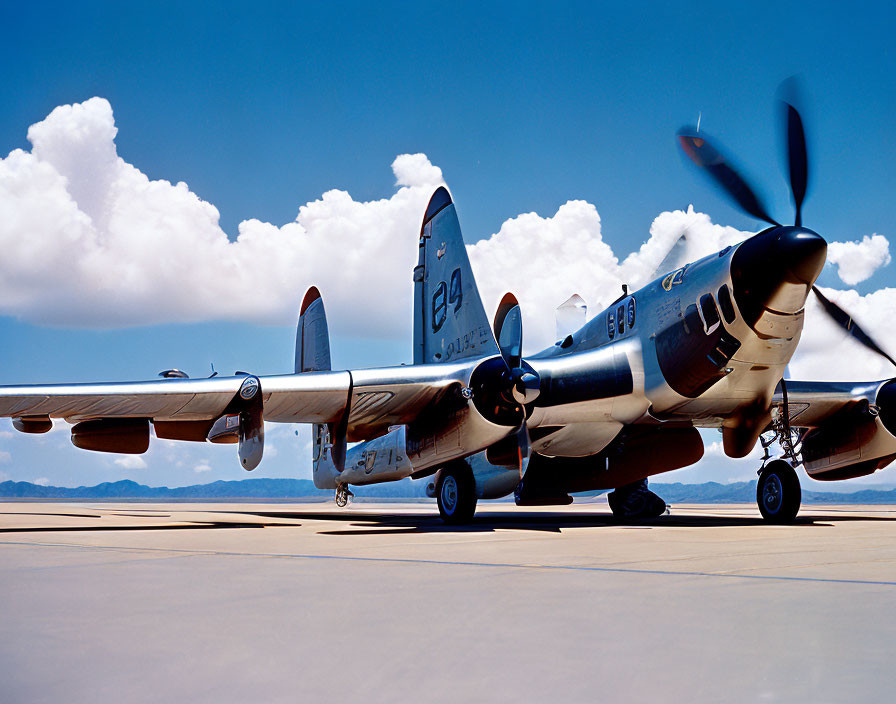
[[1, 1, 895, 489]]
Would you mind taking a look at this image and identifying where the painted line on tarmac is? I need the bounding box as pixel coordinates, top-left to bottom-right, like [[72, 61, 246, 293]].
[[2, 539, 895, 587]]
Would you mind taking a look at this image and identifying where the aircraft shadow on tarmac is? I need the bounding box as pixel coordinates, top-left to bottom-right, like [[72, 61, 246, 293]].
[[2, 509, 894, 535], [222, 509, 896, 535], [0, 519, 302, 534]]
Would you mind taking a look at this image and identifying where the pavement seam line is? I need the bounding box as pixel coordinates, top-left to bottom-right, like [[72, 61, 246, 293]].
[[1, 540, 895, 587]]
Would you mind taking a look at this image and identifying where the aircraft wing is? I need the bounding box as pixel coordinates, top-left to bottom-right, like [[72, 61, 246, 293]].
[[0, 373, 347, 425], [770, 378, 896, 481], [0, 361, 474, 436], [772, 379, 888, 428]]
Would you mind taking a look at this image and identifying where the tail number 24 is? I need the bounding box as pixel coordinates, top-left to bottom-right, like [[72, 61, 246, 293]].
[[431, 268, 463, 333]]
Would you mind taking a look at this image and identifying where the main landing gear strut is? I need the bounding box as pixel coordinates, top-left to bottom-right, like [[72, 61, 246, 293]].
[[757, 394, 803, 523]]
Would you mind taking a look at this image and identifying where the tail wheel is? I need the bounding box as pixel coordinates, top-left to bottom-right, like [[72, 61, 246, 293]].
[[436, 462, 477, 525], [335, 484, 352, 508], [757, 460, 801, 523]]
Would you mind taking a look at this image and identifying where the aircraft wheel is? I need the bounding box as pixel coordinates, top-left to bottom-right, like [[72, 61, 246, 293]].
[[757, 461, 801, 523], [335, 484, 352, 508], [606, 479, 667, 518], [436, 462, 477, 525]]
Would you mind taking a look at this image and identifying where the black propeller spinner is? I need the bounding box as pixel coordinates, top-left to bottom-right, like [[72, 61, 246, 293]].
[[677, 80, 894, 368]]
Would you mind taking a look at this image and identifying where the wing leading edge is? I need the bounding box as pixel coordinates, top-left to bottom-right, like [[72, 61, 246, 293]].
[[0, 361, 477, 438]]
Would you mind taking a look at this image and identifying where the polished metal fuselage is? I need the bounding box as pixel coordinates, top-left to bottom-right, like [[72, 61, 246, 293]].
[[516, 245, 804, 455]]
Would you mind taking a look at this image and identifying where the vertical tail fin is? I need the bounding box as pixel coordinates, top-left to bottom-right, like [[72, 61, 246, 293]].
[[295, 286, 331, 374], [413, 187, 500, 364], [296, 287, 344, 489]]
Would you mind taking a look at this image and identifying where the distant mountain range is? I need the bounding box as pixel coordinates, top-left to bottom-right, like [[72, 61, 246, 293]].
[[2, 477, 896, 503], [0, 477, 420, 500]]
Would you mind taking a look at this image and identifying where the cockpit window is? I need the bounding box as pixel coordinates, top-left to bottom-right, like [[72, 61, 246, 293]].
[[699, 293, 721, 333], [607, 311, 616, 339], [616, 305, 626, 334], [717, 284, 736, 324]]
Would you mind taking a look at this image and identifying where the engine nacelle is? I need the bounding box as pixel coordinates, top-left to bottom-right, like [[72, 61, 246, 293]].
[[71, 418, 150, 454], [469, 452, 521, 500], [427, 453, 521, 501], [153, 420, 214, 442], [517, 426, 704, 499], [801, 397, 896, 480], [206, 414, 241, 444], [13, 416, 53, 434], [338, 425, 415, 485]]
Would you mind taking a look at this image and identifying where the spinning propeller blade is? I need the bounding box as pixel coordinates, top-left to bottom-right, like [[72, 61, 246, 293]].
[[779, 77, 809, 227], [680, 79, 892, 373], [495, 294, 523, 369], [677, 129, 779, 225], [812, 287, 896, 368], [783, 103, 809, 227], [491, 293, 540, 476]]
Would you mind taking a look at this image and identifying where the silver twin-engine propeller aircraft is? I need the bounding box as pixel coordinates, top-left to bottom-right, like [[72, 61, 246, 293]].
[[3, 90, 895, 524]]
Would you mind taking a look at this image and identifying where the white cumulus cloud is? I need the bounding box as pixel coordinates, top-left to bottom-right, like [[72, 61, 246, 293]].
[[0, 98, 443, 337], [470, 203, 755, 349], [0, 97, 893, 380], [193, 461, 212, 473], [826, 234, 891, 285], [113, 455, 147, 469], [392, 152, 443, 187]]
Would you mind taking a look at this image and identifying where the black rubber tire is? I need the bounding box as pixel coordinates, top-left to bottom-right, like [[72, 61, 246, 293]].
[[757, 461, 801, 523], [436, 462, 477, 525], [606, 481, 667, 519]]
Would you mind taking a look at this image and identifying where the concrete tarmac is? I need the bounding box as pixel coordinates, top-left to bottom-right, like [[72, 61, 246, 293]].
[[1, 500, 894, 703]]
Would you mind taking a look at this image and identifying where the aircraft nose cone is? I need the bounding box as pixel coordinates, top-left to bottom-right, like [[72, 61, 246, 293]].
[[779, 227, 827, 284], [730, 226, 827, 323]]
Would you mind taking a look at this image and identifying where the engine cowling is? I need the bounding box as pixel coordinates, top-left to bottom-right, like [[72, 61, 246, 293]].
[[801, 392, 896, 480], [338, 425, 414, 485], [13, 416, 53, 434], [71, 418, 150, 454], [516, 426, 704, 501]]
